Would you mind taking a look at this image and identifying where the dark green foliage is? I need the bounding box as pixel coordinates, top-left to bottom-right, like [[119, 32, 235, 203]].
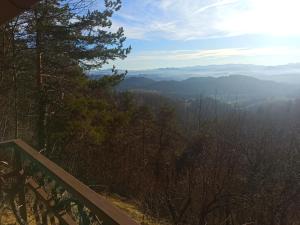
[[0, 0, 130, 148]]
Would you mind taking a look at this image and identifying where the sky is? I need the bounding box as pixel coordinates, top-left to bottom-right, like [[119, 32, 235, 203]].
[[102, 0, 300, 70]]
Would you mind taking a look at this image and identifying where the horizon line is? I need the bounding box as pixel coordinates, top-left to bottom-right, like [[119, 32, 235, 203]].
[[99, 62, 300, 72]]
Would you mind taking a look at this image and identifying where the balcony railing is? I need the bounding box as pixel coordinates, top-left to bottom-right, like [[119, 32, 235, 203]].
[[0, 139, 139, 225]]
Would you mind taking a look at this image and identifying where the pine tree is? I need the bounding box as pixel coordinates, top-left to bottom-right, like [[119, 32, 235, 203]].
[[2, 0, 131, 150]]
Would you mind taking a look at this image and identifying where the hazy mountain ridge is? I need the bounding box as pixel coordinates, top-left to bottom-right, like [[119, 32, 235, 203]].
[[117, 75, 300, 102], [93, 63, 300, 83]]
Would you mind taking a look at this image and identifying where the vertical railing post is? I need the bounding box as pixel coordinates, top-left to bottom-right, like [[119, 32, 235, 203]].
[[14, 145, 28, 223]]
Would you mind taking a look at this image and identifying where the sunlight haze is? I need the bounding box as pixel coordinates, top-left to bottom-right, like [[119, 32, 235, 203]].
[[103, 0, 300, 69]]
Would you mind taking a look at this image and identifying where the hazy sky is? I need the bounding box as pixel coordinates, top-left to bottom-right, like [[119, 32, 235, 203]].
[[103, 0, 300, 70]]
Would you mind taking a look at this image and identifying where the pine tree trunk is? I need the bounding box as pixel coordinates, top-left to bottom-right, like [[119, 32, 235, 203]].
[[11, 23, 18, 139], [35, 10, 45, 150]]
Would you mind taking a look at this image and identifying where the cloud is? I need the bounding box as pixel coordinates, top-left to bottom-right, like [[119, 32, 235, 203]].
[[104, 46, 300, 69], [192, 0, 238, 14], [130, 47, 298, 60], [113, 0, 300, 40], [113, 0, 239, 40]]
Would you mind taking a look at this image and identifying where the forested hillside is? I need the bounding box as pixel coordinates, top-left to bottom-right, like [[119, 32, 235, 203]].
[[117, 75, 299, 101], [0, 1, 299, 225]]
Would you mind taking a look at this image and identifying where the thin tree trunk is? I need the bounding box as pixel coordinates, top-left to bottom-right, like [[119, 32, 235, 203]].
[[35, 9, 46, 150]]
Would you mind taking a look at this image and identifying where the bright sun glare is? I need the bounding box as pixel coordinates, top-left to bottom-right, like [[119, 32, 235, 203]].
[[221, 0, 300, 36]]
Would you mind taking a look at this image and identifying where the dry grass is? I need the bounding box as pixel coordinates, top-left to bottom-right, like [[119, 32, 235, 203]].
[[0, 204, 37, 225], [101, 193, 170, 225]]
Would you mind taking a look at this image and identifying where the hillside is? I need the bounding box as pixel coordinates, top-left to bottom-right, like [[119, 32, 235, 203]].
[[117, 75, 299, 101]]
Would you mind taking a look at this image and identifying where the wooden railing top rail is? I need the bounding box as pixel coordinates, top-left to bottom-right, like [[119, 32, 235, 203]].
[[0, 139, 139, 225]]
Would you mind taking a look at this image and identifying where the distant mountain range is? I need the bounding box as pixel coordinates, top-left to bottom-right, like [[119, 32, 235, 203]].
[[116, 75, 300, 103], [91, 63, 300, 84]]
